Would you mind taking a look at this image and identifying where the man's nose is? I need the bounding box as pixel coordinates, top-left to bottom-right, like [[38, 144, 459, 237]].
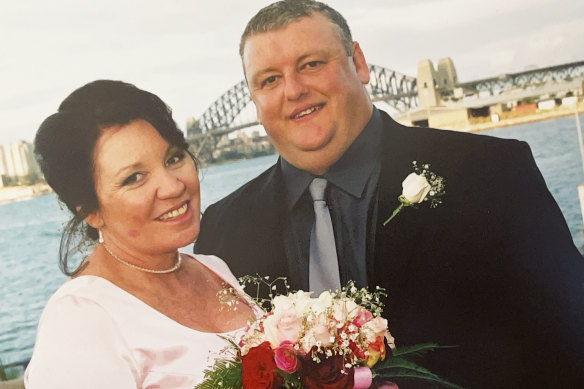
[[284, 73, 308, 101]]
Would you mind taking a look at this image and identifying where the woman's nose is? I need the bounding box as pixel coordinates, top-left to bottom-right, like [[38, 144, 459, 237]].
[[156, 169, 185, 199]]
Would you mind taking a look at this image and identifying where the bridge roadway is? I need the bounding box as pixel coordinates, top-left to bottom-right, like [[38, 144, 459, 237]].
[[187, 60, 584, 155], [457, 60, 584, 94]]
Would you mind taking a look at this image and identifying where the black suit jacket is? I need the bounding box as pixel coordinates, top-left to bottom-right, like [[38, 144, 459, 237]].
[[195, 111, 584, 388]]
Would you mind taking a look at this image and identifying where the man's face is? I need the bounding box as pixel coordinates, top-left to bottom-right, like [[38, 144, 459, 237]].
[[242, 13, 372, 175]]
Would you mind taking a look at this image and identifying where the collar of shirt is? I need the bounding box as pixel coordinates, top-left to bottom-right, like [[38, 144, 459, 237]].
[[281, 108, 383, 210]]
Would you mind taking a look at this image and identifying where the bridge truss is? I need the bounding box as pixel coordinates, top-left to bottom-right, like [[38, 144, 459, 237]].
[[458, 60, 584, 95], [367, 64, 418, 112], [187, 64, 418, 138]]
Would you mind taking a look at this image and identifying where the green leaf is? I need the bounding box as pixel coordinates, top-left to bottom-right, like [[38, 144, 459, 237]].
[[391, 343, 456, 358], [279, 369, 303, 388], [373, 358, 464, 389], [193, 359, 243, 389]]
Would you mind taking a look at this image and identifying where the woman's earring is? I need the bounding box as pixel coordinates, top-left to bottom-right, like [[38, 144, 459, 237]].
[[98, 229, 104, 244]]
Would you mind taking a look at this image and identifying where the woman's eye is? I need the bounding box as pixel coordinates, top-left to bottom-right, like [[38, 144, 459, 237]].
[[122, 172, 144, 186], [165, 151, 186, 166]]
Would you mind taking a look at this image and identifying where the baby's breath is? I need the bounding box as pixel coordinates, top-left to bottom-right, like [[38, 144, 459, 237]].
[[412, 161, 446, 208]]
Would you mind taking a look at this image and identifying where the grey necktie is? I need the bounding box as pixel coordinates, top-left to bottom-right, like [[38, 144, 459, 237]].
[[309, 177, 341, 294]]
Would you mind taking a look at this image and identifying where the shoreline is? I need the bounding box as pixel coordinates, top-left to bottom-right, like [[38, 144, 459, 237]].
[[1, 107, 582, 205], [0, 183, 52, 205], [458, 104, 582, 133]]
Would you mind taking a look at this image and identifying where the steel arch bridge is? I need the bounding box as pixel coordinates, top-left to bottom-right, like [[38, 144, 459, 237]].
[[187, 64, 417, 138], [457, 60, 584, 94]]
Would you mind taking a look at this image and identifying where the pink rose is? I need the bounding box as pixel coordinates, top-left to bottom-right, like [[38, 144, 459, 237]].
[[302, 321, 332, 353], [373, 382, 399, 389], [274, 340, 298, 373], [352, 309, 373, 327], [264, 309, 302, 346]]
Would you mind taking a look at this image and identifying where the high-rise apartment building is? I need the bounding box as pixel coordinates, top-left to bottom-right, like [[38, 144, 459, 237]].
[[0, 140, 41, 183], [0, 144, 7, 176]]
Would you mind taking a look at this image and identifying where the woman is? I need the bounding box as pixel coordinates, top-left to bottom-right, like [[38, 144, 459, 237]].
[[24, 80, 257, 388]]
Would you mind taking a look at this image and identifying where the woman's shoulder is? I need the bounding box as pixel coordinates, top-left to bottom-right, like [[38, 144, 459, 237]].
[[26, 277, 142, 388], [187, 253, 242, 292], [39, 276, 139, 330], [190, 253, 230, 273], [46, 276, 118, 305]]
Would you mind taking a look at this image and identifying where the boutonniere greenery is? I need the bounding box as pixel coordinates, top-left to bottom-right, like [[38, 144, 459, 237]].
[[383, 161, 446, 226]]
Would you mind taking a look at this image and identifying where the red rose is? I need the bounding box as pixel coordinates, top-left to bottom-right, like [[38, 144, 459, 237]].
[[349, 340, 367, 360], [301, 353, 354, 389], [241, 342, 283, 389]]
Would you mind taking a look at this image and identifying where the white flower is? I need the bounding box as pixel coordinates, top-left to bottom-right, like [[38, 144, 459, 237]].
[[272, 291, 313, 316], [312, 291, 334, 314], [331, 298, 359, 322], [383, 162, 445, 226], [401, 172, 431, 203]]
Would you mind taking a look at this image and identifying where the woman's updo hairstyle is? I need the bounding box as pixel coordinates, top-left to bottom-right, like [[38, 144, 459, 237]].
[[34, 80, 191, 275]]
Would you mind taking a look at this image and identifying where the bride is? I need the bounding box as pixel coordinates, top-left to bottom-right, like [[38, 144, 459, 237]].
[[25, 80, 257, 388]]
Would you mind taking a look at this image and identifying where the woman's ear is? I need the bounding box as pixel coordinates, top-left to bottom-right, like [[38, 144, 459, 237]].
[[78, 206, 104, 229]]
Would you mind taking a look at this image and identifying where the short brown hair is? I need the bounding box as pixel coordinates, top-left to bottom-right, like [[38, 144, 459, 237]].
[[239, 0, 353, 58]]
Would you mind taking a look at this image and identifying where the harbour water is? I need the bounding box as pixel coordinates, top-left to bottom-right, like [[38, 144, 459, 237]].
[[1, 114, 583, 366]]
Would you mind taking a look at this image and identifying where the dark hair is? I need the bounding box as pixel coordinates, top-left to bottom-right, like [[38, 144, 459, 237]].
[[239, 0, 353, 58], [34, 80, 193, 276]]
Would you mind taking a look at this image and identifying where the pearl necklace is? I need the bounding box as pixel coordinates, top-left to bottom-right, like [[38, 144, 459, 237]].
[[102, 243, 182, 274]]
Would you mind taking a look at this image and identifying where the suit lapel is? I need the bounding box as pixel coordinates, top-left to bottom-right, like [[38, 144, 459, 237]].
[[372, 113, 422, 291], [259, 159, 307, 291]]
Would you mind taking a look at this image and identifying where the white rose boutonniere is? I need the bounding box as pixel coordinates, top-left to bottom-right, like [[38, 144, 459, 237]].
[[402, 172, 431, 203], [383, 161, 446, 226]]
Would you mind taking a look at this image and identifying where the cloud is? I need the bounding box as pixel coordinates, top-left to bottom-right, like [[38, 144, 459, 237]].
[[348, 0, 557, 32], [0, 0, 582, 145]]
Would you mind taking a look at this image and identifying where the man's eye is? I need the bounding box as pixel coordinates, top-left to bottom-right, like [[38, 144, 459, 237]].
[[166, 151, 186, 166], [303, 61, 322, 70], [122, 172, 144, 186], [261, 75, 277, 88]]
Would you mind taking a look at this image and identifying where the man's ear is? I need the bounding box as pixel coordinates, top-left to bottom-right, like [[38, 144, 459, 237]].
[[249, 93, 262, 125], [351, 42, 370, 85], [255, 103, 262, 125]]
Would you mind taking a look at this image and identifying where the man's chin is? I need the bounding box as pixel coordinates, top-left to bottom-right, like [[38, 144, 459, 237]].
[[283, 147, 344, 175]]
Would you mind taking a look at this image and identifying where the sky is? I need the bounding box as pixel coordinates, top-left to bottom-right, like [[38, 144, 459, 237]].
[[1, 0, 583, 146]]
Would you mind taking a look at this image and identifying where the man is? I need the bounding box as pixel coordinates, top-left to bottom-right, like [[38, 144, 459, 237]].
[[195, 1, 584, 387]]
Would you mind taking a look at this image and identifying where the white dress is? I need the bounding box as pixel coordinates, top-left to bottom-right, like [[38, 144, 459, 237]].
[[24, 255, 250, 389]]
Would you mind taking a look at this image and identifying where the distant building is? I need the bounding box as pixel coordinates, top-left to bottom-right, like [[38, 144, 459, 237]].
[[402, 57, 584, 129], [436, 57, 458, 90], [0, 140, 42, 185], [417, 59, 441, 108], [0, 144, 7, 176], [417, 57, 459, 108]]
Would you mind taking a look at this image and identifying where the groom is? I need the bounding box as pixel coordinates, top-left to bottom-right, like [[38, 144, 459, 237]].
[[195, 0, 584, 387]]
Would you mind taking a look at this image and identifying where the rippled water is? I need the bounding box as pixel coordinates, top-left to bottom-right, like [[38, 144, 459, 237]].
[[1, 114, 583, 364], [483, 114, 584, 251], [0, 155, 278, 364]]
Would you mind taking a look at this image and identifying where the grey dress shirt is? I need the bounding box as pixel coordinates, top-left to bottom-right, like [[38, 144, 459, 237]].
[[281, 108, 383, 289]]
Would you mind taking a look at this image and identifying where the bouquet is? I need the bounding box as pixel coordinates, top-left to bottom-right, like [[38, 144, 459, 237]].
[[195, 278, 462, 389]]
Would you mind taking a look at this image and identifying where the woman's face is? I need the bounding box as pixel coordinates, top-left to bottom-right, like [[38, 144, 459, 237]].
[[87, 119, 200, 256]]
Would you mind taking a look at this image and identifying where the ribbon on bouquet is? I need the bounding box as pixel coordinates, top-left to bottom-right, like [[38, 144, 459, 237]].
[[353, 367, 399, 389], [353, 367, 372, 389]]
